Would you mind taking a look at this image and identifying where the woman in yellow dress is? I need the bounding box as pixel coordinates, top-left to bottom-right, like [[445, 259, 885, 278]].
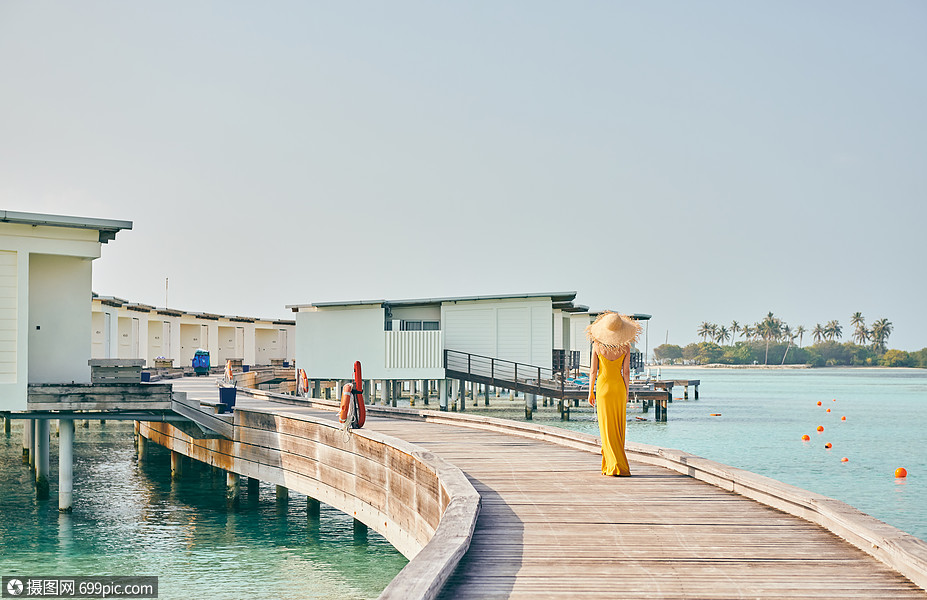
[[586, 312, 642, 476]]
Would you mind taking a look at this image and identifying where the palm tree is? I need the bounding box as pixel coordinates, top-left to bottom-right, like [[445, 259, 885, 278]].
[[850, 312, 868, 345], [758, 312, 781, 364], [730, 321, 740, 343], [795, 325, 806, 347], [870, 318, 893, 353], [780, 325, 794, 364], [825, 320, 842, 341], [709, 324, 719, 343], [715, 326, 730, 345], [812, 324, 824, 344], [741, 325, 754, 341], [697, 322, 713, 342]]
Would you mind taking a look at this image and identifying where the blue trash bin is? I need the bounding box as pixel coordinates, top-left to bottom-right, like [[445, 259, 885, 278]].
[[140, 371, 151, 382], [219, 386, 237, 409], [242, 365, 250, 373]]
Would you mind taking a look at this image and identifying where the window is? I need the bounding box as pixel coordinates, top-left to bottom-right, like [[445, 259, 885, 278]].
[[397, 320, 440, 331]]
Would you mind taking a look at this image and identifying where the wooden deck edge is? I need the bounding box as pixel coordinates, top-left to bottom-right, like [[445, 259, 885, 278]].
[[215, 388, 482, 600], [243, 388, 927, 591]]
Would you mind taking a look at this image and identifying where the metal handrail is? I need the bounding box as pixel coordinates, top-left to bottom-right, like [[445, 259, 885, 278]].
[[444, 349, 580, 398]]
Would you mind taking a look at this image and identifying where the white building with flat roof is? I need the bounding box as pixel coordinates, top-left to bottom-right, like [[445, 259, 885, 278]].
[[288, 292, 580, 381], [91, 295, 294, 368], [0, 211, 131, 411]]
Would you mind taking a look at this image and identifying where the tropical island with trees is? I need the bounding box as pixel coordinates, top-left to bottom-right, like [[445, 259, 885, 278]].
[[653, 312, 927, 368]]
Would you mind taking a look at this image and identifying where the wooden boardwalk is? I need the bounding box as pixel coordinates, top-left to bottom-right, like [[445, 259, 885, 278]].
[[171, 379, 926, 599]]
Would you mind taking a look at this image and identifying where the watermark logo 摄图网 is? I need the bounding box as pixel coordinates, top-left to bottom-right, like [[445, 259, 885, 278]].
[[2, 576, 157, 598]]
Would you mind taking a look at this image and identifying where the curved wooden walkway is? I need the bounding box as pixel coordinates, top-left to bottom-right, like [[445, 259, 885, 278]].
[[171, 379, 926, 599]]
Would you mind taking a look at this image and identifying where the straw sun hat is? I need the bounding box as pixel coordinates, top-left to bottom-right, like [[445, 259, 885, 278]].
[[585, 311, 642, 350]]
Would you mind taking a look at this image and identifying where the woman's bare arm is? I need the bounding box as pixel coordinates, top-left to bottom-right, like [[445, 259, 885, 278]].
[[588, 345, 598, 406], [622, 349, 630, 389]]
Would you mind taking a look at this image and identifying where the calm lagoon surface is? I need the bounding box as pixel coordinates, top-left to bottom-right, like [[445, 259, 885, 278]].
[[0, 422, 407, 600], [464, 367, 927, 542]]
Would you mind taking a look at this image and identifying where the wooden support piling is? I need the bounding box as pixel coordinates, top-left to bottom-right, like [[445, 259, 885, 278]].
[[35, 419, 50, 499], [227, 472, 240, 503], [137, 434, 148, 462], [171, 450, 184, 478], [307, 497, 320, 520], [439, 379, 448, 411], [353, 518, 368, 543], [22, 418, 31, 464]]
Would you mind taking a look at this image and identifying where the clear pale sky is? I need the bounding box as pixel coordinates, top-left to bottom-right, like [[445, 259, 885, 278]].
[[1, 2, 924, 351]]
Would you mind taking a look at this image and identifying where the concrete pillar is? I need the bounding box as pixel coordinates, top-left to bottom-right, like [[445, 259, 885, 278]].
[[59, 419, 75, 512], [137, 434, 148, 462], [171, 450, 184, 479], [422, 380, 430, 405], [484, 384, 490, 406], [451, 380, 459, 412], [525, 393, 536, 420], [276, 484, 288, 503], [392, 381, 399, 407], [473, 382, 479, 407], [307, 497, 320, 520], [23, 418, 32, 464], [29, 418, 37, 468], [364, 380, 371, 405], [439, 379, 448, 411], [5, 414, 11, 436], [36, 419, 50, 499], [227, 472, 240, 502], [510, 388, 516, 401], [409, 380, 416, 407]]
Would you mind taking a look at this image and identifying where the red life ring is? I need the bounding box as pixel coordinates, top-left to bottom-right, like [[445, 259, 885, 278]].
[[339, 361, 366, 428], [298, 369, 309, 395]]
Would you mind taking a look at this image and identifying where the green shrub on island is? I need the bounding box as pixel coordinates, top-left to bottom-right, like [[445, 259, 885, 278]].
[[654, 341, 927, 368], [664, 312, 922, 367]]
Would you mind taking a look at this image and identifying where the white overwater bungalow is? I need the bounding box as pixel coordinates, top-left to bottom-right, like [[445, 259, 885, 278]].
[[288, 292, 581, 381], [0, 210, 132, 412], [287, 292, 649, 409], [91, 295, 295, 369]]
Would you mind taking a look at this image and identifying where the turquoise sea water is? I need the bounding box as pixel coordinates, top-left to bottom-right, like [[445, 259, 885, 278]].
[[464, 367, 927, 542], [0, 422, 407, 600]]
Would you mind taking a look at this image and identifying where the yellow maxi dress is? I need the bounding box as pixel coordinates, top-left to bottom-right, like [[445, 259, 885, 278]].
[[595, 351, 631, 476]]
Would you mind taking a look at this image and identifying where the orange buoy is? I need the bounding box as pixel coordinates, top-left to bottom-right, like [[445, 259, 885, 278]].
[[817, 425, 824, 432], [841, 457, 849, 462], [826, 408, 831, 413], [709, 413, 721, 416], [895, 467, 907, 478], [817, 401, 822, 406], [824, 443, 832, 449], [801, 434, 810, 441], [841, 416, 846, 421], [833, 398, 837, 402]]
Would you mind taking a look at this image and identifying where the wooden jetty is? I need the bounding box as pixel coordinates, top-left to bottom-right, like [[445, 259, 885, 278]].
[[151, 378, 927, 599]]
